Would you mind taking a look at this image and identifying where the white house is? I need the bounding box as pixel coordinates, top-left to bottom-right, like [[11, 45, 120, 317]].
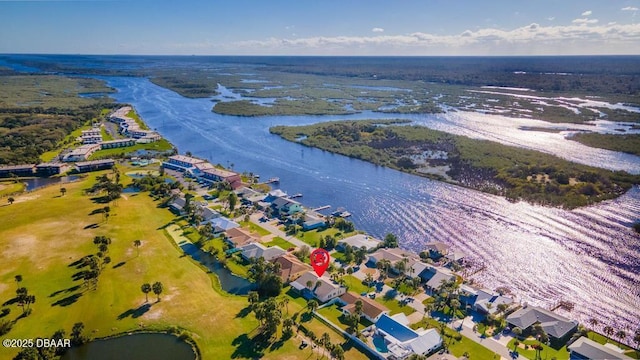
[[290, 271, 346, 303]]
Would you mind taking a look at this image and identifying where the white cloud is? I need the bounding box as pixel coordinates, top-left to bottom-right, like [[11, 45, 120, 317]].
[[621, 6, 639, 11], [582, 10, 593, 16], [547, 17, 555, 21], [229, 21, 640, 56], [572, 18, 599, 24], [372, 27, 384, 33]]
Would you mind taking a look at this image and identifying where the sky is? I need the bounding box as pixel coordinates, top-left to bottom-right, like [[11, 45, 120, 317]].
[[1, 0, 640, 56]]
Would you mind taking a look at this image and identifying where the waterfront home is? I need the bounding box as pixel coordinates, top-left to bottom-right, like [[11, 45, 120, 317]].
[[423, 242, 450, 259], [338, 291, 390, 323], [62, 144, 101, 162], [368, 248, 418, 268], [458, 284, 513, 314], [290, 271, 346, 303], [163, 155, 207, 172], [506, 305, 578, 346], [236, 187, 265, 205], [100, 138, 136, 149], [271, 197, 303, 217], [74, 159, 115, 173], [568, 336, 633, 360], [224, 227, 258, 248], [418, 266, 456, 294], [0, 164, 35, 178], [262, 189, 288, 203], [199, 167, 242, 189], [239, 242, 286, 262], [302, 213, 326, 231], [372, 314, 443, 359], [445, 250, 467, 263], [272, 254, 312, 283], [337, 234, 382, 252], [109, 106, 161, 141], [35, 162, 70, 176]]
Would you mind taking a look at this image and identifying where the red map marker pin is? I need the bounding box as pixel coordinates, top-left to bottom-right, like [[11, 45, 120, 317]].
[[310, 248, 330, 277]]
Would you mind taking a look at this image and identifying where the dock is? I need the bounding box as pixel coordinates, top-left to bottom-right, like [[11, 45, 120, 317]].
[[288, 193, 303, 199], [313, 205, 331, 211], [265, 177, 280, 184]]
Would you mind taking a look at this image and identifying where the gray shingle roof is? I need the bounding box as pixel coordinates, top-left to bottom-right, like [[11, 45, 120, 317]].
[[506, 305, 577, 339]]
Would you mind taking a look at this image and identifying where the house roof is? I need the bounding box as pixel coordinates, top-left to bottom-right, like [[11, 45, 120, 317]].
[[419, 266, 455, 289], [376, 314, 419, 343], [407, 328, 442, 355], [169, 197, 186, 211], [506, 305, 577, 339], [290, 271, 343, 301], [369, 248, 416, 263], [198, 207, 220, 221], [338, 234, 382, 251], [209, 217, 239, 232], [568, 337, 632, 360], [240, 243, 286, 261], [225, 228, 256, 247], [273, 254, 312, 281], [339, 291, 389, 320], [445, 250, 467, 261], [425, 242, 450, 254]]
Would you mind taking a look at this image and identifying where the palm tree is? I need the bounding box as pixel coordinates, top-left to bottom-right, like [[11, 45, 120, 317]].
[[587, 318, 598, 338], [248, 291, 259, 308], [14, 275, 22, 290], [141, 283, 151, 302], [282, 297, 290, 315], [133, 240, 142, 257], [615, 330, 626, 345], [604, 325, 615, 343], [307, 299, 318, 314], [321, 332, 331, 359], [8, 197, 15, 205], [364, 273, 374, 291], [450, 299, 461, 318], [152, 281, 163, 302], [60, 187, 67, 196]]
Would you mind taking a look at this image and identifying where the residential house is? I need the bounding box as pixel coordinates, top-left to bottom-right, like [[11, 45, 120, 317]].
[[338, 292, 390, 323], [74, 159, 115, 173], [208, 217, 240, 234], [0, 164, 35, 178], [271, 197, 303, 217], [290, 271, 346, 303], [424, 242, 450, 259], [368, 248, 417, 268], [272, 254, 312, 283], [458, 285, 513, 314], [262, 189, 288, 203], [568, 336, 633, 360], [337, 234, 382, 252], [198, 207, 220, 223], [506, 305, 578, 345], [224, 227, 258, 248], [418, 266, 456, 294], [239, 242, 286, 262], [373, 314, 443, 359], [168, 197, 187, 214], [302, 213, 326, 231]]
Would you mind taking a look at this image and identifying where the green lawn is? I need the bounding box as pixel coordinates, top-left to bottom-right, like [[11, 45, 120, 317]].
[[296, 227, 355, 247], [507, 338, 569, 360], [0, 181, 25, 197], [411, 318, 498, 359], [262, 236, 295, 249], [0, 169, 358, 360], [342, 275, 371, 295], [316, 304, 372, 332], [375, 295, 415, 316], [239, 221, 271, 237]]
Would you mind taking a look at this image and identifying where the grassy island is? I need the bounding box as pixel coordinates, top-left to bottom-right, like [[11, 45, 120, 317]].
[[270, 120, 640, 208], [567, 133, 640, 156]]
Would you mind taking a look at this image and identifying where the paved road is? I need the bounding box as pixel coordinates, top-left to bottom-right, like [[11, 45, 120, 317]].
[[248, 212, 310, 249]]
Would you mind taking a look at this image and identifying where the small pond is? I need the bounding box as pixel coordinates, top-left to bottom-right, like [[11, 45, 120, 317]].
[[61, 333, 196, 360], [24, 176, 80, 191]]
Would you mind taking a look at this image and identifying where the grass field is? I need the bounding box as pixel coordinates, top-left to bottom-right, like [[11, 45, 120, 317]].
[[0, 171, 367, 359], [262, 236, 295, 250]]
